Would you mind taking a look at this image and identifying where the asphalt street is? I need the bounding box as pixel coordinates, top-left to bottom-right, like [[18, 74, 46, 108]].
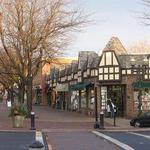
[[46, 131, 120, 150], [0, 131, 35, 150], [101, 131, 150, 150]]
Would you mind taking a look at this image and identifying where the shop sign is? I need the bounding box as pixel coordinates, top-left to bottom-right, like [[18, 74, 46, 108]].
[[55, 83, 69, 91]]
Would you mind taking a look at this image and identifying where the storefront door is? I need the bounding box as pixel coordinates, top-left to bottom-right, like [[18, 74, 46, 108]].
[[100, 85, 125, 117]]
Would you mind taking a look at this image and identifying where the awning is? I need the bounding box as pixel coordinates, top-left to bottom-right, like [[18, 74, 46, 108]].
[[55, 83, 69, 92], [70, 82, 93, 91], [132, 80, 150, 89]]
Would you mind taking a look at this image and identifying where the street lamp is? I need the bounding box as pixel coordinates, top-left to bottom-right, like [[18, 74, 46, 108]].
[[94, 86, 99, 129]]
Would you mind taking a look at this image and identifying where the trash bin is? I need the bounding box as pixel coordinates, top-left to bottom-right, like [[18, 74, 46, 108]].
[[29, 140, 44, 150]]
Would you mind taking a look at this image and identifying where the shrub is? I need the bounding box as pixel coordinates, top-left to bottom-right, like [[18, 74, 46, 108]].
[[10, 105, 29, 117]]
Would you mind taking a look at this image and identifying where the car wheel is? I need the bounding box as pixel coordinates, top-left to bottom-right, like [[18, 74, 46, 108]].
[[135, 121, 140, 127]]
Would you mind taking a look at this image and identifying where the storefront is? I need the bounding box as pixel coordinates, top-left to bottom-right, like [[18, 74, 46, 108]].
[[132, 81, 150, 114], [100, 85, 126, 117]]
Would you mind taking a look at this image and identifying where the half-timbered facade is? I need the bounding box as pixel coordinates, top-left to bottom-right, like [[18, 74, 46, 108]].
[[45, 37, 150, 118]]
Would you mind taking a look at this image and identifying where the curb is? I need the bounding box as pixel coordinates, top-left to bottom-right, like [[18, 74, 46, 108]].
[[95, 127, 150, 132]]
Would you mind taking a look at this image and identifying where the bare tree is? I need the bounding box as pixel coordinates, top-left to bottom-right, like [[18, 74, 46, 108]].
[[127, 40, 150, 54], [140, 0, 150, 25], [0, 0, 89, 112]]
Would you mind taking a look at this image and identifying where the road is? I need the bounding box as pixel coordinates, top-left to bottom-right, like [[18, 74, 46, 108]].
[[0, 131, 35, 150], [96, 131, 150, 150], [46, 130, 120, 150]]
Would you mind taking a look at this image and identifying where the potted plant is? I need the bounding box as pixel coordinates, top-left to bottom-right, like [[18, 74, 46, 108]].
[[10, 105, 29, 128]]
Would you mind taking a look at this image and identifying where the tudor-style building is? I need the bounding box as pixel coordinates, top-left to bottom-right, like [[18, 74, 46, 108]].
[[46, 37, 150, 118], [97, 37, 150, 118]]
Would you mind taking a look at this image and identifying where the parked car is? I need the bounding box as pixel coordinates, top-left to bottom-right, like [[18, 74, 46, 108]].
[[130, 111, 150, 127]]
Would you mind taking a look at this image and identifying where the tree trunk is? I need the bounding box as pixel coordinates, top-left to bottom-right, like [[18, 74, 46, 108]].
[[27, 76, 33, 113], [18, 83, 25, 104]]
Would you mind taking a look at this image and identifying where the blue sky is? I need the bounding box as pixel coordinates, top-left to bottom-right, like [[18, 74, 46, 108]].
[[66, 0, 150, 57]]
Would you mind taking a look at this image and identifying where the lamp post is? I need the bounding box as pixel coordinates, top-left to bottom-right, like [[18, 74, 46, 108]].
[[94, 86, 99, 129]]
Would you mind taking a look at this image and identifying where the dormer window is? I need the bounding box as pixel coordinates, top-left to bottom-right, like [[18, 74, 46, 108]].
[[130, 57, 135, 62], [143, 57, 148, 62]]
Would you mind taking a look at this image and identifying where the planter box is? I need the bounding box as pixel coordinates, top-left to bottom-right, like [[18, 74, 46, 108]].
[[12, 116, 25, 128]]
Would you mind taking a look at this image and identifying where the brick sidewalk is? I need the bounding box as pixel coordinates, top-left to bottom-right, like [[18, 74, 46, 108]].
[[1, 100, 150, 132]]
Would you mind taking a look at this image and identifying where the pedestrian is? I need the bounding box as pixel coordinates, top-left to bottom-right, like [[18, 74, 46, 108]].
[[107, 99, 111, 117], [63, 100, 66, 110], [56, 96, 60, 109]]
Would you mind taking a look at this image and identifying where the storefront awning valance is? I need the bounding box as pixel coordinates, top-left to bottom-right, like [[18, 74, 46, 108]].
[[70, 82, 93, 91], [132, 80, 150, 89]]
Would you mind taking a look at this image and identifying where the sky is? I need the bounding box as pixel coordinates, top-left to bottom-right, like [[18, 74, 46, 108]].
[[66, 0, 150, 57]]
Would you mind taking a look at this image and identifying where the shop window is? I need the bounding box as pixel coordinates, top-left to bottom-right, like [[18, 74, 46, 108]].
[[89, 89, 95, 110], [81, 90, 86, 108], [134, 90, 150, 111]]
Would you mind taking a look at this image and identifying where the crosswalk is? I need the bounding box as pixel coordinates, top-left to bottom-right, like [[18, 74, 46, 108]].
[[94, 131, 150, 150]]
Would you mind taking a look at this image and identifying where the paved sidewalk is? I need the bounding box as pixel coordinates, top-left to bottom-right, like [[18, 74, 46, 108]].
[[0, 100, 150, 131]]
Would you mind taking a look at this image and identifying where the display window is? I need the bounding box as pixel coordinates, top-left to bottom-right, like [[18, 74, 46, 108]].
[[134, 89, 150, 111]]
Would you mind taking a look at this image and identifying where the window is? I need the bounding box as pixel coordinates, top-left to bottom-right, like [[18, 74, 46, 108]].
[[99, 68, 103, 73], [104, 74, 108, 80], [99, 75, 103, 80], [109, 67, 113, 73], [104, 68, 108, 73], [145, 75, 148, 79], [122, 70, 126, 74], [115, 67, 119, 73], [95, 70, 98, 76], [109, 74, 114, 80], [115, 74, 119, 80], [127, 69, 131, 74]]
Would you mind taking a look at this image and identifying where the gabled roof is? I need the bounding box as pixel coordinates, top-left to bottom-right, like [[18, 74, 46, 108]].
[[78, 51, 88, 70], [49, 68, 59, 80], [118, 54, 149, 68], [103, 37, 127, 55], [87, 52, 99, 68], [65, 64, 72, 75], [71, 60, 78, 73], [78, 51, 98, 71]]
